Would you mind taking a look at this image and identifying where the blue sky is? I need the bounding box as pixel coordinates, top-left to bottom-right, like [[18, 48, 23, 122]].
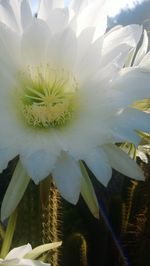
[[30, 0, 39, 14]]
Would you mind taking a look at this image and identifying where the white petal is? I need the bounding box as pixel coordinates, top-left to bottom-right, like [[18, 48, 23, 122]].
[[21, 18, 51, 65], [100, 43, 131, 69], [38, 0, 64, 20], [76, 36, 103, 83], [52, 152, 82, 204], [0, 0, 32, 33], [101, 25, 143, 69], [0, 0, 19, 31], [38, 0, 53, 20], [111, 67, 150, 106], [92, 54, 127, 87], [5, 244, 32, 260], [109, 125, 141, 146], [58, 116, 106, 159], [103, 144, 145, 181], [24, 242, 62, 260], [84, 149, 112, 186], [108, 107, 150, 145], [21, 0, 33, 31], [103, 24, 142, 55], [20, 150, 57, 183], [76, 0, 107, 38], [94, 14, 107, 41], [47, 27, 77, 68], [124, 47, 136, 67], [77, 27, 95, 61], [0, 147, 18, 173], [52, 0, 64, 9], [114, 108, 150, 134], [70, 0, 88, 13], [59, 28, 77, 68], [47, 8, 69, 34], [139, 51, 150, 68], [1, 161, 30, 221], [0, 22, 20, 70], [137, 150, 148, 164], [104, 25, 122, 36], [133, 30, 149, 66]]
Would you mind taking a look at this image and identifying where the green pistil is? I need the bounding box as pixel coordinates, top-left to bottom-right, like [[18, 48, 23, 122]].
[[17, 65, 78, 128]]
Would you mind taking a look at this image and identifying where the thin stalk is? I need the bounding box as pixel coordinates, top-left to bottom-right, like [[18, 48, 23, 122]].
[[0, 223, 5, 240], [99, 200, 130, 266], [0, 209, 17, 258]]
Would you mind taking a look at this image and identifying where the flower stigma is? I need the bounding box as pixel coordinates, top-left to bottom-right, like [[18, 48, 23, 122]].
[[16, 65, 79, 129]]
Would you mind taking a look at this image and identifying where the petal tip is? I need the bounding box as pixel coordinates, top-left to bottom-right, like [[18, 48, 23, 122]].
[[93, 210, 100, 219]]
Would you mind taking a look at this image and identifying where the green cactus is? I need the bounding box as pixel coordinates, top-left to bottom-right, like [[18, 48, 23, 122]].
[[41, 179, 62, 265], [13, 180, 42, 247], [63, 233, 88, 266], [121, 181, 138, 234]]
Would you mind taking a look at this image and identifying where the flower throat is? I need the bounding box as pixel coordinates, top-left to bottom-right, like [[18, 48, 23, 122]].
[[17, 65, 78, 128]]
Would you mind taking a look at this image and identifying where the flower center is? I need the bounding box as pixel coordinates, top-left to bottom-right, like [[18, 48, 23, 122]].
[[17, 65, 78, 128]]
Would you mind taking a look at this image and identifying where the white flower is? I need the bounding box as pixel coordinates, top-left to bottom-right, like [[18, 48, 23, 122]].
[[0, 0, 149, 218], [0, 244, 49, 266], [136, 146, 149, 164]]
